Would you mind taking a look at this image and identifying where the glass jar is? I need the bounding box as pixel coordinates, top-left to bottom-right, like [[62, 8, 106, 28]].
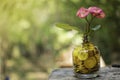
[[72, 35, 100, 78]]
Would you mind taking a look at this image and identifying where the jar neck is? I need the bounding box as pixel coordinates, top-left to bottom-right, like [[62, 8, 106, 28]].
[[83, 35, 89, 43]]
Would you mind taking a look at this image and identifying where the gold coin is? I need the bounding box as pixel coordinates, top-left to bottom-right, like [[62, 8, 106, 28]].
[[81, 68, 89, 74], [84, 57, 97, 69], [88, 50, 94, 57], [77, 65, 85, 70], [73, 46, 82, 56], [95, 54, 100, 62], [78, 51, 88, 60], [73, 56, 81, 65]]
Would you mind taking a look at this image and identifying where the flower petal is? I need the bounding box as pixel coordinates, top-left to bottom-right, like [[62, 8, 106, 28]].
[[88, 6, 105, 18], [76, 7, 89, 18]]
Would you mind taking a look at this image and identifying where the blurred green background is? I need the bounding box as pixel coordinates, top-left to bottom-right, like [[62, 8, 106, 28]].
[[0, 0, 120, 80]]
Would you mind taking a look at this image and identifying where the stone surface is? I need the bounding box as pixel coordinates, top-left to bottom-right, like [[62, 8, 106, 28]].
[[49, 67, 120, 80]]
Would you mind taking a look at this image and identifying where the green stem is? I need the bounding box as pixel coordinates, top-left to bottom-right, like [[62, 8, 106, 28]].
[[90, 15, 95, 25], [85, 17, 90, 35], [83, 15, 96, 43], [83, 34, 89, 43], [85, 15, 95, 36]]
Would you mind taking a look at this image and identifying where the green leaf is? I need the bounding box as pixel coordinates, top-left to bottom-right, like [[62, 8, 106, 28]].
[[55, 23, 80, 31], [91, 25, 101, 31]]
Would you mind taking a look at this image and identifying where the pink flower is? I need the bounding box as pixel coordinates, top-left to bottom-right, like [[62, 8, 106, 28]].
[[88, 7, 105, 18], [76, 7, 89, 18]]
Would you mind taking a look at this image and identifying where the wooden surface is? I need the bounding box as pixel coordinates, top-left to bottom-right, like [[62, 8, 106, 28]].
[[49, 67, 120, 80]]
